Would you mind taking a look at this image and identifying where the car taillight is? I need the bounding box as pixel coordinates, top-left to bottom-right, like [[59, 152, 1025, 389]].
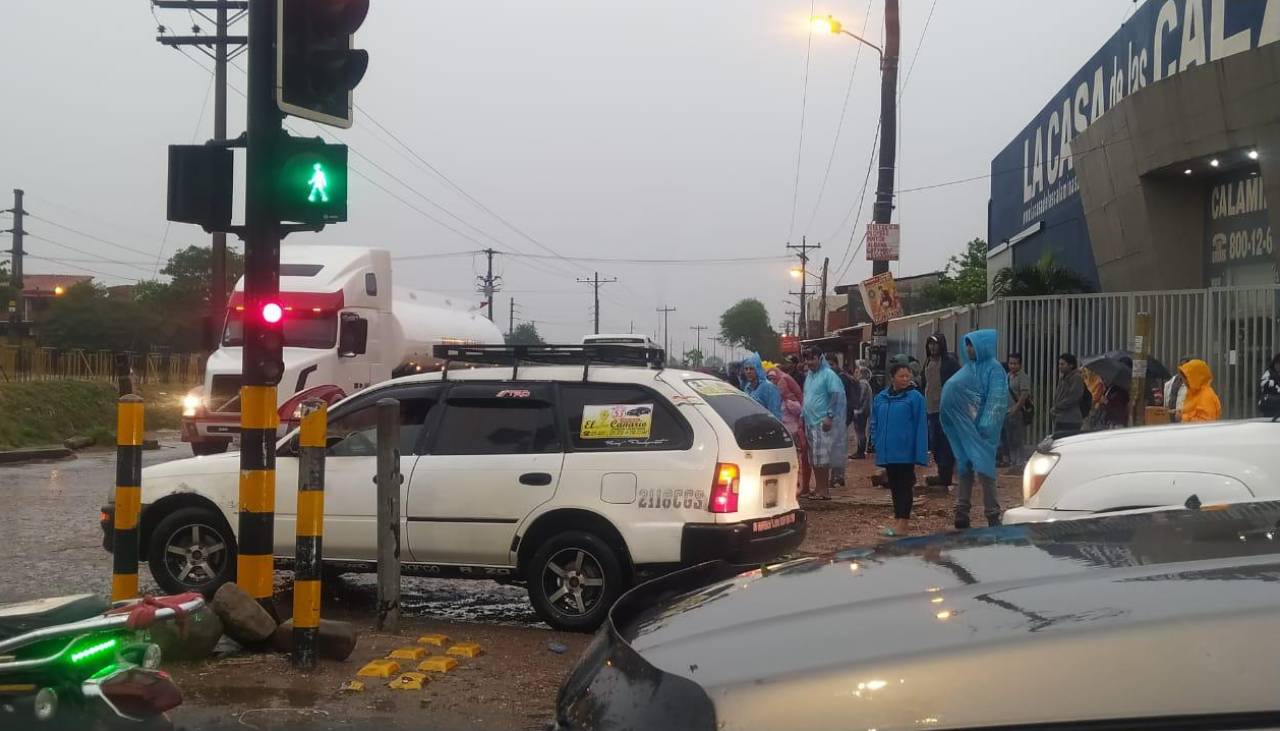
[[99, 668, 182, 719], [709, 463, 740, 513], [1022, 452, 1060, 502]]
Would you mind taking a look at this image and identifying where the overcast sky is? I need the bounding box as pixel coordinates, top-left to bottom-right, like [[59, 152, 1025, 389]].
[[2, 1, 1130, 348]]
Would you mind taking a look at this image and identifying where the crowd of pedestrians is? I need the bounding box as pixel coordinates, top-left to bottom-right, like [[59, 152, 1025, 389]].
[[730, 334, 1270, 539]]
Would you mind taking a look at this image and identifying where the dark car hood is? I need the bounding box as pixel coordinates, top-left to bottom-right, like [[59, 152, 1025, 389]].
[[621, 502, 1280, 691]]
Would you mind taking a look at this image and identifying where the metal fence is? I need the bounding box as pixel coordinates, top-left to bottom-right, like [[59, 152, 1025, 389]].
[[849, 285, 1279, 441], [0, 347, 204, 386]]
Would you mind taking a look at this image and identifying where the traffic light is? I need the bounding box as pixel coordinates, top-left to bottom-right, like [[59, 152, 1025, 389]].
[[252, 300, 286, 385], [167, 145, 233, 230], [277, 0, 370, 129], [275, 136, 349, 225]]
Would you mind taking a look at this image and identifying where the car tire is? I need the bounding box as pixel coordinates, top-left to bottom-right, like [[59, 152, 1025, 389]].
[[147, 506, 237, 597], [525, 530, 625, 632], [190, 441, 229, 457]]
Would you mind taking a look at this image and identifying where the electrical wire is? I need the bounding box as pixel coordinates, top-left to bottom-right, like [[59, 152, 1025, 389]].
[[787, 0, 817, 241], [24, 253, 141, 283], [500, 252, 793, 266], [26, 234, 155, 273], [24, 218, 160, 259]]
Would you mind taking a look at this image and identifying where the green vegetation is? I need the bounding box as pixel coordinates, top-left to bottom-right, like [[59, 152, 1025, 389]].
[[920, 238, 990, 310], [505, 322, 545, 345], [0, 382, 186, 449], [719, 299, 781, 361]]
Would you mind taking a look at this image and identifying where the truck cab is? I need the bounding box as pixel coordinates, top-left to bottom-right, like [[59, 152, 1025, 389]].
[[182, 245, 501, 454]]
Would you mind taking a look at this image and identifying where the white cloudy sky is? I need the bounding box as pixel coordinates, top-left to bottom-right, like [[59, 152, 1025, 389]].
[[1, 0, 1130, 348]]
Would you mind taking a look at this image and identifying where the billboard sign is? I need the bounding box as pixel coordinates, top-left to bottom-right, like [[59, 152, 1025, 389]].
[[858, 273, 903, 325], [989, 0, 1279, 276]]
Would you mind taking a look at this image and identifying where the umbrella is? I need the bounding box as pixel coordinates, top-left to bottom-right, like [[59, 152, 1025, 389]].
[[1082, 351, 1172, 387]]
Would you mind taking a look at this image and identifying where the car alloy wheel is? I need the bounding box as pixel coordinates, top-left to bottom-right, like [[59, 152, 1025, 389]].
[[542, 547, 606, 617], [162, 522, 229, 588]]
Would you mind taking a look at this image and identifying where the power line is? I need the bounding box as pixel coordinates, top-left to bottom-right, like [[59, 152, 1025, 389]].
[[25, 234, 157, 275], [804, 0, 873, 235], [787, 0, 817, 241], [23, 253, 141, 283], [25, 215, 160, 259], [502, 252, 792, 266], [831, 121, 880, 281]]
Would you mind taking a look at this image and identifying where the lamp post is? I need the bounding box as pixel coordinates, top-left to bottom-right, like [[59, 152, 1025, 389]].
[[813, 5, 898, 389]]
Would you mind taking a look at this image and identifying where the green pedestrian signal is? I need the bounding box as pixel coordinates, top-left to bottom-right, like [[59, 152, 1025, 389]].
[[276, 137, 348, 225], [308, 163, 330, 204]]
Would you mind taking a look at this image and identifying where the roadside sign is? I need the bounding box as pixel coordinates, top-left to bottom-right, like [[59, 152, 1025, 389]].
[[858, 273, 903, 324], [866, 223, 900, 261]]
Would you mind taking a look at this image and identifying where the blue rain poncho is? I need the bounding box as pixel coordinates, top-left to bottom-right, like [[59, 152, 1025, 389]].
[[939, 329, 1008, 479], [741, 353, 783, 420], [802, 355, 849, 465]]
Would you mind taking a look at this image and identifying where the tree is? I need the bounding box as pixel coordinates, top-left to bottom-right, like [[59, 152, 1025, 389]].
[[719, 299, 780, 360], [682, 348, 704, 369], [920, 238, 989, 309], [505, 322, 544, 345], [39, 282, 162, 352], [991, 252, 1095, 297], [160, 244, 245, 304]]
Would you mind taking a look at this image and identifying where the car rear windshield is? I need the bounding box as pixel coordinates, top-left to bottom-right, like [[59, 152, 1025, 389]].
[[684, 379, 793, 450]]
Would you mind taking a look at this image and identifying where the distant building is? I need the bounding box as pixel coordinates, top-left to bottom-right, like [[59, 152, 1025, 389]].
[[20, 274, 92, 322], [834, 269, 944, 329]]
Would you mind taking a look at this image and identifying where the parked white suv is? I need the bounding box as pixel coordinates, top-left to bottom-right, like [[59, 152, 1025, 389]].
[[1004, 419, 1280, 524], [103, 345, 804, 631]]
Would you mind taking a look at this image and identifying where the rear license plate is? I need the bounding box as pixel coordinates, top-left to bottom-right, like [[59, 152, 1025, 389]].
[[764, 479, 779, 509], [752, 512, 796, 534]]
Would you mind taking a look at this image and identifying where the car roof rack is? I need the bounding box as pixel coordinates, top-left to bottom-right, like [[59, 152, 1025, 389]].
[[434, 343, 666, 382]]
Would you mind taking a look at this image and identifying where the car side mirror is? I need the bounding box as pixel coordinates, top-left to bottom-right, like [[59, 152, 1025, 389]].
[[339, 313, 368, 357]]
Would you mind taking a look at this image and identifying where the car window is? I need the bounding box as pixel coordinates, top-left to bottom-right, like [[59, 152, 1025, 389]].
[[325, 388, 441, 457], [559, 384, 692, 451], [432, 386, 561, 456], [685, 379, 793, 450]]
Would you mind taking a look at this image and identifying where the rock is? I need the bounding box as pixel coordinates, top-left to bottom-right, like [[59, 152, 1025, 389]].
[[211, 583, 277, 644], [212, 635, 244, 658], [271, 618, 359, 661], [141, 439, 161, 451], [149, 603, 223, 662], [547, 642, 568, 655], [63, 435, 95, 450]]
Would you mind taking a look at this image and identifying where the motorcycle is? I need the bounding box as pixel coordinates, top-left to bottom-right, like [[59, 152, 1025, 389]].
[[0, 592, 204, 730]]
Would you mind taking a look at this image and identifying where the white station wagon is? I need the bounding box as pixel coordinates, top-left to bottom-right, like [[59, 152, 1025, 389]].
[[102, 345, 805, 631]]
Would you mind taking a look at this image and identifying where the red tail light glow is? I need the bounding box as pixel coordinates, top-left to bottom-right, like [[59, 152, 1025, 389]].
[[710, 462, 740, 513]]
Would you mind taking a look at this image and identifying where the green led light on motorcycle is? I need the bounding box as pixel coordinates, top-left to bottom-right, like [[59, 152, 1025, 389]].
[[70, 638, 118, 665]]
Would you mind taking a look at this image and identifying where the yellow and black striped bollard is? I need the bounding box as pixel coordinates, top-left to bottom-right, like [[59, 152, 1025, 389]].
[[237, 385, 279, 608], [293, 400, 327, 669], [111, 394, 145, 601]]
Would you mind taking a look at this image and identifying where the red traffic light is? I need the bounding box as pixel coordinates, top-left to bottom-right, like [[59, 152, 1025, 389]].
[[262, 302, 284, 324]]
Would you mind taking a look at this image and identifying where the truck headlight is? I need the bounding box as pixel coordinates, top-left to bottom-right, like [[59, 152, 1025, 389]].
[[181, 393, 203, 417], [1023, 453, 1060, 502]]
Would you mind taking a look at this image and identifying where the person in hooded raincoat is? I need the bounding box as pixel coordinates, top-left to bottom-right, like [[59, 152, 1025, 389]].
[[801, 348, 847, 500], [940, 329, 1008, 529], [919, 334, 961, 487], [769, 366, 811, 495], [1178, 358, 1222, 422], [740, 353, 783, 420]]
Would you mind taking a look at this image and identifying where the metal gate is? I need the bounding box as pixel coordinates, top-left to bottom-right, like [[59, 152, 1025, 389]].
[[1000, 286, 1279, 440]]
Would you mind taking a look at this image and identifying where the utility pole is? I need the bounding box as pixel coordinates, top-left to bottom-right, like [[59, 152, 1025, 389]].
[[154, 1, 248, 350], [786, 236, 819, 340], [508, 297, 516, 338], [656, 305, 676, 359], [576, 271, 617, 335], [689, 325, 707, 358], [867, 0, 900, 389], [3, 189, 25, 344], [818, 256, 829, 338], [478, 248, 501, 322]]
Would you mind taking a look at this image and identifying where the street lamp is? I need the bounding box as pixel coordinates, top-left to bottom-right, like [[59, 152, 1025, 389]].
[[811, 14, 884, 66]]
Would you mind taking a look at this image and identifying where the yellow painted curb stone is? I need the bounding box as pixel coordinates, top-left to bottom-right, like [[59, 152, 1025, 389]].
[[388, 672, 429, 691], [417, 656, 459, 673], [446, 642, 484, 658], [416, 633, 450, 647], [388, 646, 429, 662], [356, 659, 401, 678], [339, 680, 365, 693]]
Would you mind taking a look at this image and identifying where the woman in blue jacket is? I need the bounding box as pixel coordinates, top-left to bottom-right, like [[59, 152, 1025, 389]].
[[872, 362, 929, 537]]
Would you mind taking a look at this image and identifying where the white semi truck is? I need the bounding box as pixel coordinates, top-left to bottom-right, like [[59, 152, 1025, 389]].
[[181, 245, 503, 455]]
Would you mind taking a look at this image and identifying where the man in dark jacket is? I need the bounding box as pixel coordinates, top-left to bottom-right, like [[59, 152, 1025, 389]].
[[920, 333, 961, 487], [1051, 352, 1086, 437]]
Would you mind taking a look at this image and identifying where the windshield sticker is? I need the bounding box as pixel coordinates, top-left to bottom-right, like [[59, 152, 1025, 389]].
[[687, 380, 741, 397], [496, 389, 531, 398], [669, 395, 704, 406], [580, 404, 654, 440]]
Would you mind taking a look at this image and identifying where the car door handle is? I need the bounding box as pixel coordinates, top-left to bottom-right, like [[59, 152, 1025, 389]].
[[519, 472, 553, 486]]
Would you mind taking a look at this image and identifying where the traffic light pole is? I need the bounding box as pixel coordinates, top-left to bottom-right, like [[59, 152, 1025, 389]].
[[237, 0, 283, 613]]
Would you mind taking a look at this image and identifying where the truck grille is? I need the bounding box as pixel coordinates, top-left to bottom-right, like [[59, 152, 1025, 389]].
[[209, 375, 243, 413]]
